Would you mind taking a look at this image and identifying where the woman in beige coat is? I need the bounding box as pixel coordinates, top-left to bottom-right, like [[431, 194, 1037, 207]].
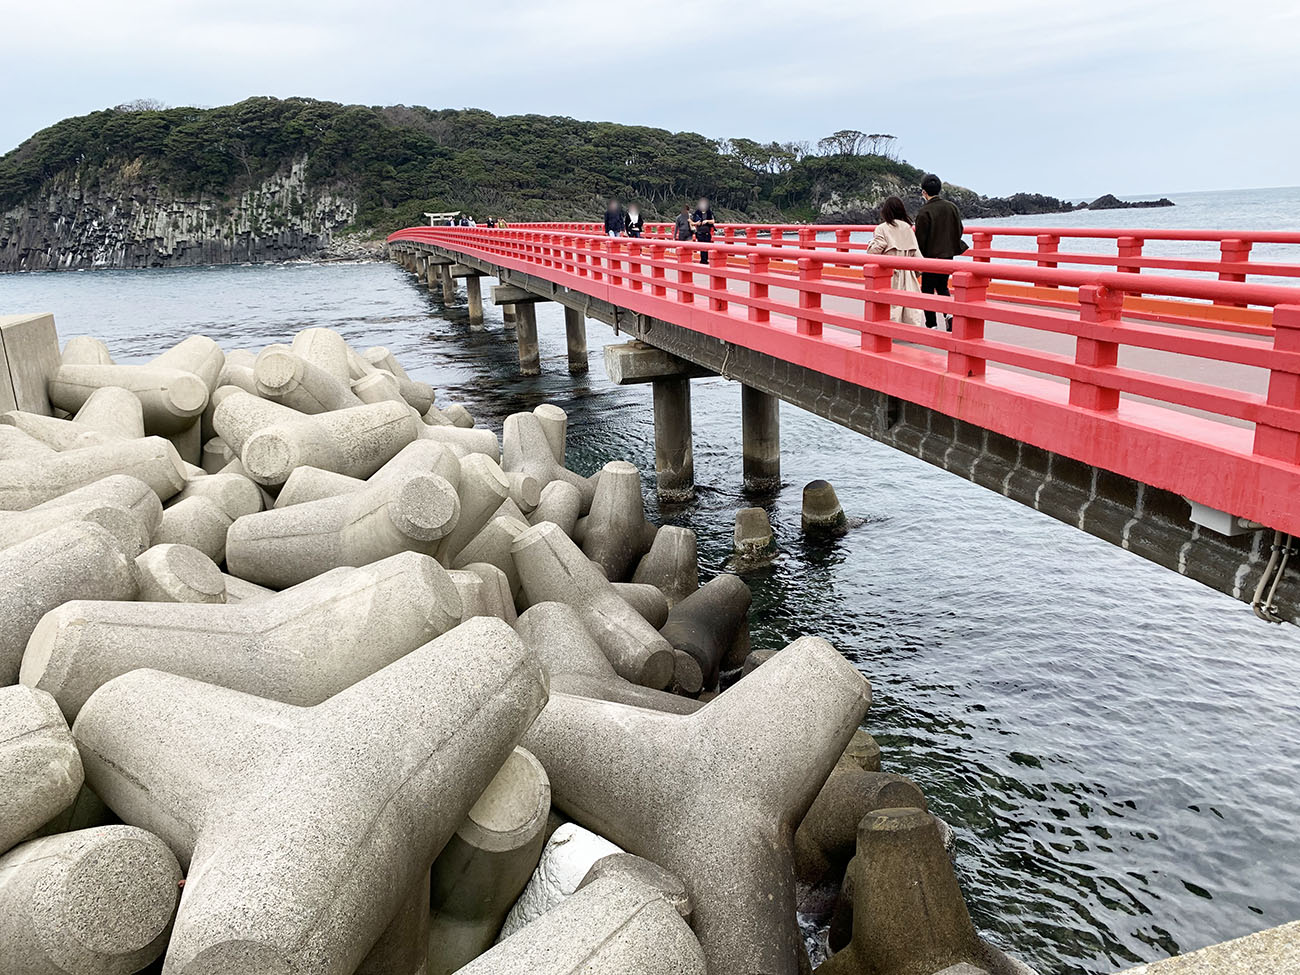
[[866, 196, 924, 326]]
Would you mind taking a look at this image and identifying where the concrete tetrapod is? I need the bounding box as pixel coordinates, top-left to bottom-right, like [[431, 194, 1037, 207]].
[[501, 411, 594, 511], [2, 386, 145, 449], [435, 453, 510, 566], [292, 327, 354, 382], [22, 551, 461, 721], [612, 582, 671, 628], [136, 543, 228, 604], [458, 876, 705, 975], [512, 522, 676, 689], [48, 363, 209, 436], [521, 635, 872, 975], [513, 602, 700, 715], [659, 573, 752, 693], [815, 808, 1029, 975], [0, 685, 84, 853], [0, 522, 139, 686], [0, 826, 182, 975], [526, 480, 582, 537], [0, 436, 187, 508], [452, 515, 527, 598], [254, 346, 364, 413], [794, 760, 926, 889], [71, 617, 549, 975], [213, 391, 418, 486], [0, 473, 161, 554], [632, 525, 700, 606], [427, 747, 551, 975], [532, 404, 567, 465], [226, 469, 460, 588], [580, 460, 658, 581]]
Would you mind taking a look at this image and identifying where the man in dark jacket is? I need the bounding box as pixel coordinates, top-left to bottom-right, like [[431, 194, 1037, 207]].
[[690, 196, 715, 264], [603, 199, 627, 237], [913, 174, 965, 330]]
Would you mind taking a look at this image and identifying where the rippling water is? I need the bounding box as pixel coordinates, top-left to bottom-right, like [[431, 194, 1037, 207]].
[[2, 186, 1298, 975]]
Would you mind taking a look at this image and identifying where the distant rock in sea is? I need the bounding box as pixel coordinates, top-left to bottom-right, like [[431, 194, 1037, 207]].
[[1082, 194, 1175, 210]]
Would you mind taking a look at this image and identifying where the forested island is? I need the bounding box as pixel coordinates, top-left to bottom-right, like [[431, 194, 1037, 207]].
[[0, 97, 1169, 271]]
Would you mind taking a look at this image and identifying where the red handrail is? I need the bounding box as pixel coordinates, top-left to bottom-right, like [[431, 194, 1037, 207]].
[[389, 225, 1300, 537]]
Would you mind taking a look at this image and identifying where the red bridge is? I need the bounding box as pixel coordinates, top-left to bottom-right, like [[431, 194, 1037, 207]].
[[387, 221, 1300, 625]]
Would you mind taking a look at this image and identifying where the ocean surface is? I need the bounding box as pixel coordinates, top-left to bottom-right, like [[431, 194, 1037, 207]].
[[3, 185, 1299, 975]]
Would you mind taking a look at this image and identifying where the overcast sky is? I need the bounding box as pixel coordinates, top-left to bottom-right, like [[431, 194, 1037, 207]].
[[4, 0, 1296, 198]]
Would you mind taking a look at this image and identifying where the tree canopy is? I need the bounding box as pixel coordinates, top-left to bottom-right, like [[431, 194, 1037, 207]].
[[0, 97, 1070, 229]]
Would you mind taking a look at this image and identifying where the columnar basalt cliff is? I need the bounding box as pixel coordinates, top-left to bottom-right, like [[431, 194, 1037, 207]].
[[0, 157, 357, 271]]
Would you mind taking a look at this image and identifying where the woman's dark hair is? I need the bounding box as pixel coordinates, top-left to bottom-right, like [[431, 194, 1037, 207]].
[[879, 196, 911, 226]]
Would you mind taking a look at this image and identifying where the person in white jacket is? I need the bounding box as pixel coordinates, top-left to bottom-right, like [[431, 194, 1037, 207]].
[[866, 196, 924, 326]]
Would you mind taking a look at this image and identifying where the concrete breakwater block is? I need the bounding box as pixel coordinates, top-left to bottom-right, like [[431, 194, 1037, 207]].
[[513, 602, 700, 715], [512, 522, 676, 689], [0, 436, 187, 508], [734, 505, 775, 558], [71, 616, 548, 974], [0, 825, 182, 975], [226, 468, 460, 587], [660, 573, 752, 693], [213, 390, 418, 485], [2, 384, 146, 449], [502, 410, 594, 511], [0, 685, 84, 854], [817, 808, 1031, 975], [22, 551, 461, 720], [254, 345, 364, 414], [579, 460, 658, 581], [527, 480, 582, 536], [0, 473, 161, 555], [465, 875, 706, 975], [428, 747, 552, 974], [522, 635, 872, 975], [49, 362, 210, 436], [135, 543, 227, 604], [0, 522, 139, 686], [435, 453, 511, 566], [803, 479, 848, 533], [632, 525, 699, 606]]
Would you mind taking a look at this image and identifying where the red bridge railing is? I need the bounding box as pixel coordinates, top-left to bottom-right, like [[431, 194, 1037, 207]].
[[389, 225, 1300, 538]]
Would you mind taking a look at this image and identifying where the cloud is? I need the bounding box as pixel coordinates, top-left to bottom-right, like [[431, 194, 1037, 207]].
[[3, 0, 1296, 196]]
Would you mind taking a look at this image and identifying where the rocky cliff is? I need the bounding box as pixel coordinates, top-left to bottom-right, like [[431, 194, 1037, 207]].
[[0, 157, 359, 272]]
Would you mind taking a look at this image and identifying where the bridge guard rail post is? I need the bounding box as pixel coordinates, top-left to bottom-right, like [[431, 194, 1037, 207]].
[[677, 245, 694, 304], [650, 245, 667, 297], [862, 264, 895, 353], [747, 254, 769, 323], [1254, 304, 1300, 464], [797, 258, 823, 337], [1038, 234, 1060, 289], [948, 272, 988, 378], [1069, 284, 1124, 411], [1218, 238, 1252, 307]]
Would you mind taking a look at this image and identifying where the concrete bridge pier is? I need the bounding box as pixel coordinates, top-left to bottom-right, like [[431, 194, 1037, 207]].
[[493, 285, 546, 376], [605, 342, 715, 500], [439, 264, 456, 303], [564, 307, 588, 374], [464, 273, 484, 329], [742, 385, 781, 492]]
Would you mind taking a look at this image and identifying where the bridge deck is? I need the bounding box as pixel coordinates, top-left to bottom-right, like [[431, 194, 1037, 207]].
[[388, 222, 1300, 623]]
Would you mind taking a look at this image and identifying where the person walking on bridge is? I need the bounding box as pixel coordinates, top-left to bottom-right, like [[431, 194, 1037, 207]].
[[604, 199, 628, 237], [914, 174, 966, 330], [867, 196, 924, 326], [626, 204, 645, 238], [690, 196, 715, 264], [674, 205, 693, 242]]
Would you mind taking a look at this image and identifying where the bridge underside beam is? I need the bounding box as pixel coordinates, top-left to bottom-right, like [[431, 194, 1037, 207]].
[[416, 245, 1300, 625]]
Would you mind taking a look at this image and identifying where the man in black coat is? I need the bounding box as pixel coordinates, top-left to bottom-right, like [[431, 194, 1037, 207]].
[[603, 199, 627, 237], [913, 174, 965, 330]]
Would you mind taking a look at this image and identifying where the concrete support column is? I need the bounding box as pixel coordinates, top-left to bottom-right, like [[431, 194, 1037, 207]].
[[516, 303, 540, 376], [465, 275, 484, 329], [440, 265, 455, 303], [652, 377, 694, 500], [564, 306, 588, 374], [741, 385, 780, 491], [502, 304, 517, 330], [424, 263, 438, 289]]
